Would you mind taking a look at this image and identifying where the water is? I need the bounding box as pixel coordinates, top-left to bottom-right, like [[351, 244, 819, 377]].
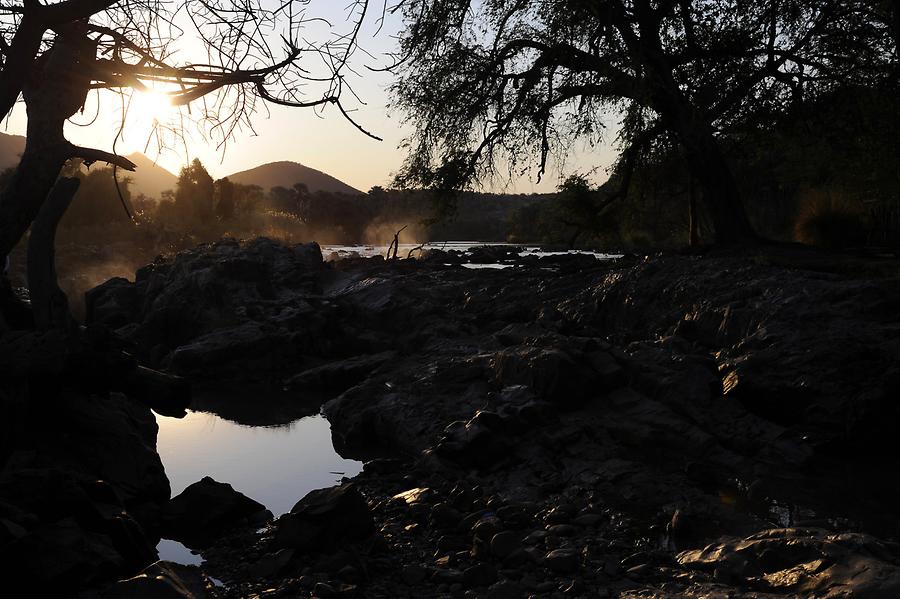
[[155, 410, 362, 563], [322, 241, 623, 261]]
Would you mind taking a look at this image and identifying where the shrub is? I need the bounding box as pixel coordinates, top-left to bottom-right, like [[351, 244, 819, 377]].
[[793, 189, 868, 248]]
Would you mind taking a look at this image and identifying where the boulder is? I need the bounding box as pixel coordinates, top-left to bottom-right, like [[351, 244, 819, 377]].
[[677, 527, 900, 596], [284, 351, 397, 394], [161, 477, 270, 548], [271, 484, 374, 552], [1, 517, 123, 591], [103, 561, 212, 599]]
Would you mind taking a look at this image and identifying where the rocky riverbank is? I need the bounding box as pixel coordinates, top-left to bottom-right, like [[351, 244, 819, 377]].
[[3, 238, 899, 597]]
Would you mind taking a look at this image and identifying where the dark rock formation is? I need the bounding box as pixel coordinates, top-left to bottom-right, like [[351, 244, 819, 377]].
[[80, 241, 900, 598], [271, 483, 374, 552], [162, 477, 271, 548]]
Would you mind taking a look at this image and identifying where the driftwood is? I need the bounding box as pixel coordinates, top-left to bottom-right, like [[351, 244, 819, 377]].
[[406, 243, 426, 259], [27, 177, 80, 332], [387, 225, 409, 260]]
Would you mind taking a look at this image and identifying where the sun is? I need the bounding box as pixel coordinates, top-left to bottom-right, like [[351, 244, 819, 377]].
[[121, 90, 175, 149]]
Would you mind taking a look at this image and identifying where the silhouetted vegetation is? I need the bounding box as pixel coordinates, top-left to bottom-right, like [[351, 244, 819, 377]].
[[391, 0, 898, 245]]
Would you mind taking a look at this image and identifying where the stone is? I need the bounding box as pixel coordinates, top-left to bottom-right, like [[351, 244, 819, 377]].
[[103, 561, 211, 598], [546, 524, 577, 537], [430, 502, 463, 530], [285, 351, 397, 393], [5, 517, 123, 591], [161, 476, 269, 547], [248, 548, 295, 579], [402, 564, 428, 585], [463, 562, 498, 587], [486, 580, 524, 599], [472, 514, 502, 540], [490, 531, 521, 559], [272, 484, 374, 552], [544, 548, 580, 573]]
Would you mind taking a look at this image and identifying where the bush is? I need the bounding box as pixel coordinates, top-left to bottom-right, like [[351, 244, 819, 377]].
[[793, 190, 868, 249]]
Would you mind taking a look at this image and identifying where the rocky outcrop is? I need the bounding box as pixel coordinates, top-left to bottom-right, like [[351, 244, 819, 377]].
[[162, 477, 271, 548], [0, 392, 169, 592], [102, 561, 214, 598], [82, 240, 900, 598], [86, 238, 330, 380], [271, 483, 374, 552]]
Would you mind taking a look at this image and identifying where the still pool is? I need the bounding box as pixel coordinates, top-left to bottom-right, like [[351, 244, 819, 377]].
[[154, 410, 362, 564]]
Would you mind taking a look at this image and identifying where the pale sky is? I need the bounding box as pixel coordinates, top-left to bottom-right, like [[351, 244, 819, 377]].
[[2, 2, 617, 193]]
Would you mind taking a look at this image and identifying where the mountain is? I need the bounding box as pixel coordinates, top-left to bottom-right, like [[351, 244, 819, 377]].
[[124, 153, 178, 199], [225, 161, 362, 195], [0, 132, 25, 170], [1, 136, 176, 199]]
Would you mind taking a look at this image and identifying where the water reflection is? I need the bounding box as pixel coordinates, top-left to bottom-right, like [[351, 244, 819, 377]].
[[156, 411, 362, 516]]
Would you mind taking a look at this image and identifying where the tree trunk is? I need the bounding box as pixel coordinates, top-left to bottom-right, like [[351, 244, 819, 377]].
[[0, 29, 95, 261], [677, 125, 757, 244], [892, 0, 900, 62], [688, 177, 700, 247], [630, 8, 758, 246], [27, 177, 80, 332]]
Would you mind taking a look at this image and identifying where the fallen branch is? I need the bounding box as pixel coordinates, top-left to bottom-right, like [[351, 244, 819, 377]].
[[387, 225, 409, 261], [407, 243, 426, 259]]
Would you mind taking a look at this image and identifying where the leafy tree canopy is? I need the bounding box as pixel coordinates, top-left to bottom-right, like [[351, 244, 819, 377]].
[[390, 0, 897, 243]]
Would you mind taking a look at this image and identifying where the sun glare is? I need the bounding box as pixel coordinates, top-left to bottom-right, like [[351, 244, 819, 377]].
[[121, 90, 175, 149]]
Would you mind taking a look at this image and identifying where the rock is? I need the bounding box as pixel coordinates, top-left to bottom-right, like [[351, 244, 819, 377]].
[[544, 548, 580, 573], [472, 513, 502, 540], [248, 548, 295, 579], [162, 477, 269, 547], [572, 514, 603, 527], [430, 502, 463, 530], [3, 517, 123, 591], [44, 391, 170, 508], [546, 524, 577, 537], [102, 561, 211, 598], [677, 527, 900, 596], [463, 562, 497, 587], [402, 564, 428, 585], [86, 238, 327, 379], [272, 484, 374, 552], [285, 351, 397, 394], [490, 531, 521, 559], [434, 411, 512, 468], [431, 568, 465, 584], [493, 348, 599, 409], [486, 580, 524, 599]]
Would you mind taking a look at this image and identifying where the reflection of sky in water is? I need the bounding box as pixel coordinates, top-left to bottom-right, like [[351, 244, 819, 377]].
[[155, 411, 362, 565], [324, 242, 624, 260], [156, 411, 362, 517]]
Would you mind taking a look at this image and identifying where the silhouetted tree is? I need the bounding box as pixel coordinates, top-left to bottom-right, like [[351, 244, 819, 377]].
[[62, 165, 134, 227], [391, 0, 895, 244], [175, 159, 215, 223], [215, 177, 236, 221], [0, 0, 383, 328]]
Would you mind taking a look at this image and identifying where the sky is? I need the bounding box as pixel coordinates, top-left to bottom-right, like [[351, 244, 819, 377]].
[[2, 1, 618, 193]]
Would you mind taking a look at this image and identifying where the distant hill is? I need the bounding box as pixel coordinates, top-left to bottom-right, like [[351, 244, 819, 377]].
[[124, 153, 177, 199], [1, 135, 176, 199], [0, 132, 25, 170], [225, 161, 362, 195]]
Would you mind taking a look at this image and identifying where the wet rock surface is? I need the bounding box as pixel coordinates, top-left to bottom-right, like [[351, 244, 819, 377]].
[[4, 238, 899, 596]]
